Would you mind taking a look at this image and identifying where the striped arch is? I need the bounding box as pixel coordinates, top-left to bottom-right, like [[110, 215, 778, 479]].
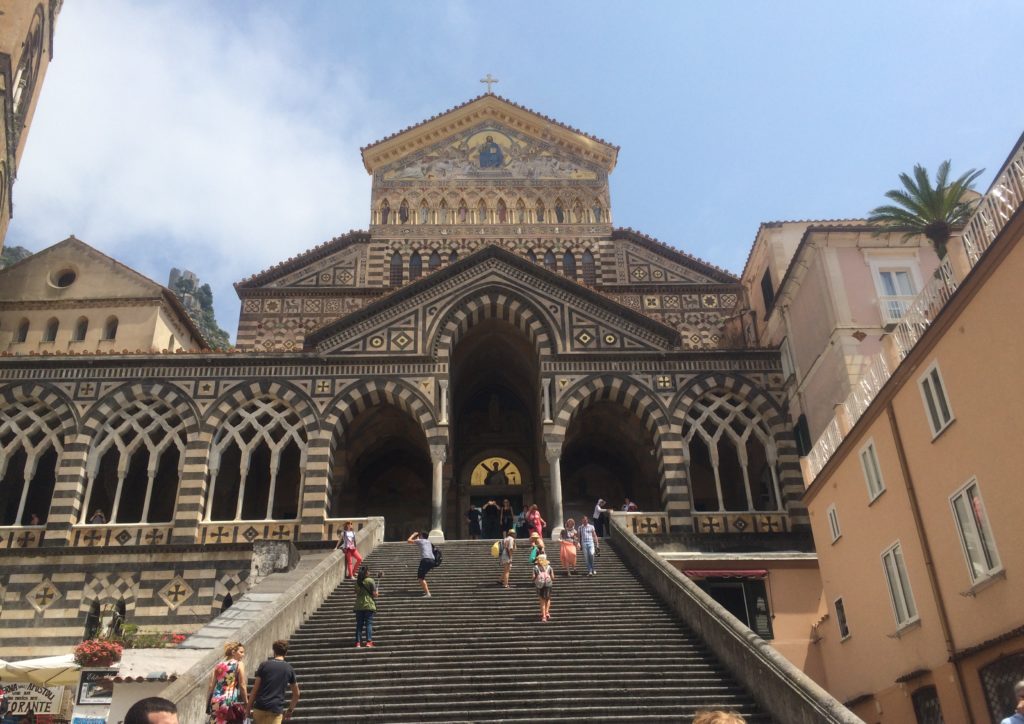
[[551, 375, 677, 510], [81, 381, 200, 438], [0, 382, 79, 434], [201, 380, 319, 436], [429, 285, 558, 362], [672, 373, 806, 528], [78, 573, 138, 616], [323, 378, 441, 441], [211, 571, 249, 615]]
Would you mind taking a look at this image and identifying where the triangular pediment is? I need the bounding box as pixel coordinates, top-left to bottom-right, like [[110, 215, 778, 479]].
[[308, 246, 681, 357], [235, 231, 371, 290], [0, 236, 167, 301], [361, 94, 618, 176]]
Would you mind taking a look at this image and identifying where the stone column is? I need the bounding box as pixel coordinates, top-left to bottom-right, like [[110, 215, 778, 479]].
[[429, 445, 447, 542], [545, 442, 564, 540], [541, 378, 552, 423], [438, 379, 449, 426]]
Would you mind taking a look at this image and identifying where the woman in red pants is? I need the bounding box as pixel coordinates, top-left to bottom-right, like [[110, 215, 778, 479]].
[[337, 521, 363, 579]]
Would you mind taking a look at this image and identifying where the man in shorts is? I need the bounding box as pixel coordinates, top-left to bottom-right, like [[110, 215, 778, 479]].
[[407, 530, 435, 597]]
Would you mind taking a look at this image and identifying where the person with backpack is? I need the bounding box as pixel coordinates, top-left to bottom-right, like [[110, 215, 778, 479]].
[[407, 530, 435, 597], [353, 565, 379, 648], [498, 528, 516, 588], [532, 552, 554, 621]]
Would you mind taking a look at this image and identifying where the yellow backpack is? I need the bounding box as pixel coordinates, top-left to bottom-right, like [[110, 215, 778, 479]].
[[491, 540, 501, 558]]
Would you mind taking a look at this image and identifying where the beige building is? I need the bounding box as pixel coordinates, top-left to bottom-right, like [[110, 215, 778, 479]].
[[0, 0, 61, 249], [741, 220, 939, 451], [0, 235, 205, 354], [802, 135, 1024, 722]]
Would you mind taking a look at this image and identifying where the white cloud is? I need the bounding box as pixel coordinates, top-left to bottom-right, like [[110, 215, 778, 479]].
[[9, 2, 377, 337]]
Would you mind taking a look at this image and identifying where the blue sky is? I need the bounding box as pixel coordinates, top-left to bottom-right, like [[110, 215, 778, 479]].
[[8, 1, 1024, 341]]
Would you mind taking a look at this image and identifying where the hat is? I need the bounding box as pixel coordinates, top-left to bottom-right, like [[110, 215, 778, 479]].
[[529, 531, 540, 539], [508, 529, 517, 537]]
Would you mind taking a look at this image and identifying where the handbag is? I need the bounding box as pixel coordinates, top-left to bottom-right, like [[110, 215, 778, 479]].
[[220, 702, 247, 722]]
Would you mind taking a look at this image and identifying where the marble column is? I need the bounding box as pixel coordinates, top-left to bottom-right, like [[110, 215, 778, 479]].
[[541, 378, 553, 423], [438, 379, 449, 425], [429, 444, 447, 542], [545, 442, 564, 540]]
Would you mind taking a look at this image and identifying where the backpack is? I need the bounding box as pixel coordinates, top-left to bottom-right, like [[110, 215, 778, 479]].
[[432, 544, 442, 567], [534, 565, 551, 588], [490, 540, 501, 558]]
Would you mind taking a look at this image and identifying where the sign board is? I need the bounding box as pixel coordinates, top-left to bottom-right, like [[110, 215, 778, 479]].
[[75, 671, 115, 706], [0, 682, 62, 723]]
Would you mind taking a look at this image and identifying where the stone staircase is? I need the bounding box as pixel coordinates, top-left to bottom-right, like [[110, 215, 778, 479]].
[[285, 540, 773, 722]]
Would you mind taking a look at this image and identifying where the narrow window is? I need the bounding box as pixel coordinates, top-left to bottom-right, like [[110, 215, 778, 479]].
[[83, 600, 101, 640], [42, 317, 58, 342], [389, 252, 403, 287], [827, 504, 841, 542], [860, 440, 885, 501], [877, 268, 917, 324], [794, 415, 812, 457], [409, 252, 422, 281], [950, 478, 1001, 583], [544, 251, 557, 273], [448, 250, 458, 265], [73, 317, 89, 342], [911, 685, 944, 724], [834, 597, 850, 639], [535, 200, 545, 223], [581, 250, 596, 285], [919, 362, 954, 437], [563, 252, 577, 280], [526, 249, 537, 265], [760, 269, 775, 312], [882, 541, 918, 627], [16, 318, 29, 343], [379, 200, 390, 224], [102, 316, 119, 341], [428, 250, 441, 272]]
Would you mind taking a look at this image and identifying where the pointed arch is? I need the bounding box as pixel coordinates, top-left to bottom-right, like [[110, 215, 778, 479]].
[[16, 318, 29, 343], [582, 249, 597, 285], [389, 251, 403, 287], [42, 317, 59, 343], [103, 316, 119, 341], [544, 250, 557, 273], [477, 198, 488, 224], [448, 249, 458, 265], [526, 249, 538, 265], [409, 251, 423, 281], [430, 286, 558, 363], [379, 199, 391, 224], [398, 199, 410, 224], [428, 250, 442, 272], [563, 251, 577, 280], [73, 316, 89, 342], [323, 378, 441, 442]]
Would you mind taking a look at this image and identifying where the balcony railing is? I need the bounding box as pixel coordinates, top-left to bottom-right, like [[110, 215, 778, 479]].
[[805, 135, 1024, 483], [893, 257, 959, 358], [879, 295, 916, 326], [962, 139, 1024, 266]]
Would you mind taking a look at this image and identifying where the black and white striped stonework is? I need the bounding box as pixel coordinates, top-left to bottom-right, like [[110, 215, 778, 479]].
[[284, 540, 773, 723]]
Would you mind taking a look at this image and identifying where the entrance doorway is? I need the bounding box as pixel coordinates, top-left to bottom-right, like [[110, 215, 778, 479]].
[[449, 318, 541, 537]]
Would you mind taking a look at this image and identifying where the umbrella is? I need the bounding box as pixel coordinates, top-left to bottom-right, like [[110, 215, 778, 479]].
[[0, 654, 80, 685]]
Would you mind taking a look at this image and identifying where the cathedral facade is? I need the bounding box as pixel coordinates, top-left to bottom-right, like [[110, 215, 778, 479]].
[[0, 94, 805, 655]]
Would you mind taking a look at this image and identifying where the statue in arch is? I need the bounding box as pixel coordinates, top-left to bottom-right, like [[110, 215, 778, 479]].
[[484, 459, 511, 486]]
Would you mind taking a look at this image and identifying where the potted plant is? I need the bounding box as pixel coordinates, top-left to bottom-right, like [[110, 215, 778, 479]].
[[73, 638, 123, 668]]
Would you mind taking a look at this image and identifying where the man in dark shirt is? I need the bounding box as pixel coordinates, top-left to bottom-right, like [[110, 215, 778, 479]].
[[247, 639, 300, 723]]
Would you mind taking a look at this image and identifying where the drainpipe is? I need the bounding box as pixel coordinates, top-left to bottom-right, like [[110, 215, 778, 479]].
[[886, 403, 972, 723]]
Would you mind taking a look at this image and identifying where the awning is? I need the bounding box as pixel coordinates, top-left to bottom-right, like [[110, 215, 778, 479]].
[[683, 569, 768, 580], [0, 654, 80, 685]]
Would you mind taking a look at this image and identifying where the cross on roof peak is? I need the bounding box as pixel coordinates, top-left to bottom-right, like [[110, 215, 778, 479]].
[[480, 74, 499, 93]]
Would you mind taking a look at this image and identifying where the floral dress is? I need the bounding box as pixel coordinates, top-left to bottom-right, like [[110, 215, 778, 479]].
[[209, 658, 241, 723]]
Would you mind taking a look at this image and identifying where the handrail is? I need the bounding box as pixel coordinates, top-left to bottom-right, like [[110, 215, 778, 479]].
[[609, 517, 864, 723], [962, 139, 1024, 266]]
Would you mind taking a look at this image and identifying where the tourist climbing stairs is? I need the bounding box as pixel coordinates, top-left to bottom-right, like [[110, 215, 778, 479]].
[[286, 539, 773, 722]]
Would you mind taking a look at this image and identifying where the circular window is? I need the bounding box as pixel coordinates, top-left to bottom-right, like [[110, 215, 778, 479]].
[[52, 269, 77, 288]]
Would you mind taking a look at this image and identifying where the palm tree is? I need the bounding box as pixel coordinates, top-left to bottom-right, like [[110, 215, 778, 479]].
[[868, 160, 984, 259]]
